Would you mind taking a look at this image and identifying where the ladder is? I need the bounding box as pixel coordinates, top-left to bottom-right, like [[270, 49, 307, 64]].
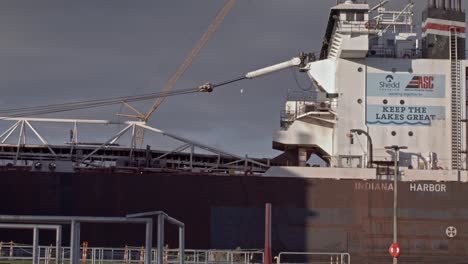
[[450, 28, 462, 170]]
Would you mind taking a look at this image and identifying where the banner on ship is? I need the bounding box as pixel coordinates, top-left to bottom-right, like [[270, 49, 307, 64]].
[[366, 105, 445, 126], [367, 73, 445, 98]]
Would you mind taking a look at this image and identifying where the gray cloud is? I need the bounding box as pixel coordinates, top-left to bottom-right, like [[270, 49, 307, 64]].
[[1, 0, 467, 158]]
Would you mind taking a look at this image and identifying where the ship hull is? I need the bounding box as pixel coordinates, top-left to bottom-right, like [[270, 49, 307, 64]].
[[1, 171, 468, 263]]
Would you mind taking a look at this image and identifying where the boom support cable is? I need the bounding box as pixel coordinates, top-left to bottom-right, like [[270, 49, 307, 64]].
[[0, 76, 247, 118]]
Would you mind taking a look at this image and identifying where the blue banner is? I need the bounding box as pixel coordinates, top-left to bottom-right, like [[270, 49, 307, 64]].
[[366, 105, 445, 126], [367, 73, 445, 98]]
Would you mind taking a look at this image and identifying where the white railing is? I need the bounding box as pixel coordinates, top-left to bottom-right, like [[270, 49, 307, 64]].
[[0, 244, 353, 264], [277, 252, 350, 264], [336, 21, 374, 33], [0, 243, 264, 264]]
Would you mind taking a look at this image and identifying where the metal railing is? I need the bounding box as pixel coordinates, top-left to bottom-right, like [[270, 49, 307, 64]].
[[336, 21, 374, 34], [277, 252, 350, 264], [0, 244, 353, 264], [367, 47, 422, 59], [280, 100, 335, 129], [0, 244, 264, 264]]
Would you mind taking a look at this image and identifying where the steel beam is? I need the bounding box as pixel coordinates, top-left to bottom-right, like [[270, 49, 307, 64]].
[[79, 124, 133, 164], [126, 211, 185, 264], [0, 224, 62, 264], [0, 121, 20, 141], [25, 121, 57, 156], [56, 225, 62, 264], [0, 117, 144, 125], [157, 214, 165, 264], [179, 226, 185, 264], [0, 215, 152, 224], [32, 227, 39, 264], [145, 219, 153, 264], [14, 121, 25, 164], [0, 215, 153, 264], [137, 123, 268, 168], [70, 220, 80, 264]]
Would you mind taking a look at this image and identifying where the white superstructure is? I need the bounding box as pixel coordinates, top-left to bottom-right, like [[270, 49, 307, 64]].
[[272, 0, 467, 172]]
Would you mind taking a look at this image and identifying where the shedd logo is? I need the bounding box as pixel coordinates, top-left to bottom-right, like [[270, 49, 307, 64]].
[[379, 75, 400, 89]]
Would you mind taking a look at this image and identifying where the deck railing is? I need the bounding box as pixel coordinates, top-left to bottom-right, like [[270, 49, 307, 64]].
[[0, 243, 351, 264]]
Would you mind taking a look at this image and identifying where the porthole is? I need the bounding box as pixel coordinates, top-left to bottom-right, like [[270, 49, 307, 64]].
[[408, 131, 414, 137], [391, 131, 397, 136], [357, 98, 363, 104], [383, 99, 388, 104], [358, 67, 363, 72], [400, 100, 405, 105]]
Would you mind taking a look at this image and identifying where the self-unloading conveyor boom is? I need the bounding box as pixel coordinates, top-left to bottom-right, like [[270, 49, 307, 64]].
[[197, 53, 312, 92]]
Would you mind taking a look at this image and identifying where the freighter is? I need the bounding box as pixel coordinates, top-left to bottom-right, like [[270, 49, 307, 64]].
[[1, 0, 468, 263]]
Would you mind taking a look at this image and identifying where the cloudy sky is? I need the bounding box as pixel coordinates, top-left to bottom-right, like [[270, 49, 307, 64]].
[[1, 0, 467, 158]]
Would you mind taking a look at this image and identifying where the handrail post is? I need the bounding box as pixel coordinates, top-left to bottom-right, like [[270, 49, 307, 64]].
[[145, 219, 153, 264], [157, 215, 165, 264], [32, 227, 39, 264]]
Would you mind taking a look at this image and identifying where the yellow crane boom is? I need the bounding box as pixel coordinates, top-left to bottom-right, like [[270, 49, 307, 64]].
[[142, 0, 237, 121]]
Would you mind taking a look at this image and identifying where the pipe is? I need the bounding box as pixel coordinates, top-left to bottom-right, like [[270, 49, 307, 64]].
[[0, 215, 152, 223], [431, 0, 436, 8], [145, 220, 153, 264], [245, 57, 302, 79], [264, 203, 272, 264], [350, 129, 374, 168], [448, 0, 452, 10], [457, 0, 461, 11], [33, 227, 39, 264], [178, 227, 185, 264], [157, 215, 164, 264]]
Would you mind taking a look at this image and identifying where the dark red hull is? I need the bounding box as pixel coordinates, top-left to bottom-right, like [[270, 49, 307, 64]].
[[1, 171, 468, 263]]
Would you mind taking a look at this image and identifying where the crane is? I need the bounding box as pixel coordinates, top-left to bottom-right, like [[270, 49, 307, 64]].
[[120, 0, 237, 146]]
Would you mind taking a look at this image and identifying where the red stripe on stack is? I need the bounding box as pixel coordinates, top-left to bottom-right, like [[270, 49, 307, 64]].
[[422, 23, 466, 33]]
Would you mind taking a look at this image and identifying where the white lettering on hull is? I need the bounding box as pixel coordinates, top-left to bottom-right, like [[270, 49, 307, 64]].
[[354, 182, 393, 191], [354, 182, 447, 192], [409, 183, 447, 193]]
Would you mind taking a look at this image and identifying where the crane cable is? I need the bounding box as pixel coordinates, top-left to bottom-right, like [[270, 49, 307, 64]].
[[0, 76, 245, 118], [0, 87, 200, 118]]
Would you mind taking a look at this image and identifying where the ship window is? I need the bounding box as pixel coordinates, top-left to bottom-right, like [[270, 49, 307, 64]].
[[400, 100, 405, 105], [408, 131, 414, 137], [346, 12, 355, 21], [383, 99, 388, 104], [356, 12, 365, 21], [391, 131, 397, 136]]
